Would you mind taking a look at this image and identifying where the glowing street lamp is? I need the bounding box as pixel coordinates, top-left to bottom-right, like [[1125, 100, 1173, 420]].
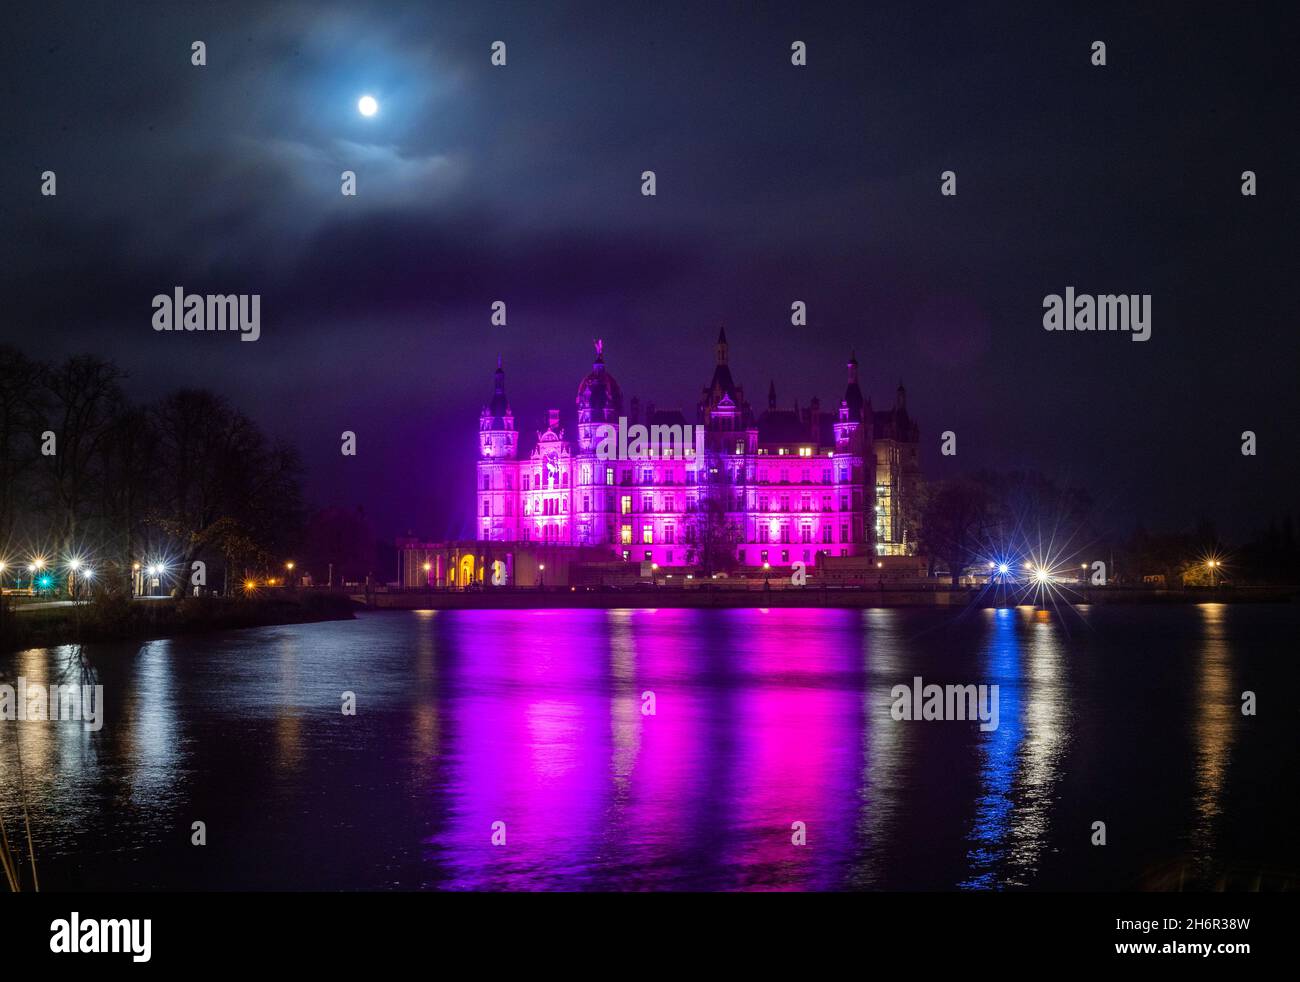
[[67, 557, 83, 599]]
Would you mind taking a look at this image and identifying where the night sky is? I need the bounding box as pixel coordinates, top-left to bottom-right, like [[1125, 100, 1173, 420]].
[[3, 2, 1296, 542]]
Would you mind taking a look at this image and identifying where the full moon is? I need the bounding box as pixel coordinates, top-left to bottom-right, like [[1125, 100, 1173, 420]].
[[358, 95, 378, 117]]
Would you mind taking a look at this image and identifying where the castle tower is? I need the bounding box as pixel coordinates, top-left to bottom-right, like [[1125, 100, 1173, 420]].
[[573, 339, 624, 546], [477, 356, 519, 541], [834, 352, 865, 452]]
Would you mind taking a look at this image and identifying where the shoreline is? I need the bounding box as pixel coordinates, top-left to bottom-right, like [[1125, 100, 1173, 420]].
[[4, 587, 1294, 650], [0, 593, 356, 653], [355, 585, 1299, 611]]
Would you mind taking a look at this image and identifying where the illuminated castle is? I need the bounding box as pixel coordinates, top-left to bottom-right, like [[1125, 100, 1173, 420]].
[[477, 331, 919, 568]]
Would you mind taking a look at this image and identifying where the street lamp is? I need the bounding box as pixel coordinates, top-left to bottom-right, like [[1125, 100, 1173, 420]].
[[68, 557, 82, 599], [1206, 559, 1218, 588], [538, 563, 546, 589]]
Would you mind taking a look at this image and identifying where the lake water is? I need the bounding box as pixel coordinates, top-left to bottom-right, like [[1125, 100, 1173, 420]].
[[1, 604, 1296, 891]]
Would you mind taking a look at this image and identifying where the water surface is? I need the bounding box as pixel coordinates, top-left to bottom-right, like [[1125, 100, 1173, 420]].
[[1, 604, 1295, 890]]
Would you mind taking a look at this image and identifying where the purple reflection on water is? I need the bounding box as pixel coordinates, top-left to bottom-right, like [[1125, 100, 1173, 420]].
[[426, 608, 865, 890]]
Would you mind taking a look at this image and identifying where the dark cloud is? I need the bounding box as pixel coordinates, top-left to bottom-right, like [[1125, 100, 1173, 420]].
[[1, 1, 1297, 540]]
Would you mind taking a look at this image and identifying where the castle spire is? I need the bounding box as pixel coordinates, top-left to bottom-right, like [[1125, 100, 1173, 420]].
[[715, 326, 728, 365], [768, 379, 776, 410]]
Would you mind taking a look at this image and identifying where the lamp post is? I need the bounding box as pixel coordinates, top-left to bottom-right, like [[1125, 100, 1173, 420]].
[[68, 558, 81, 600], [1206, 559, 1218, 588], [285, 560, 295, 590], [538, 563, 546, 590]]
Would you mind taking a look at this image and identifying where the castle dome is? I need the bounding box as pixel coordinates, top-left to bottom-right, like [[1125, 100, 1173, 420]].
[[576, 339, 624, 416]]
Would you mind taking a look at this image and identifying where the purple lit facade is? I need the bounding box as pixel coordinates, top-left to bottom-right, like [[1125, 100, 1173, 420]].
[[477, 330, 920, 568]]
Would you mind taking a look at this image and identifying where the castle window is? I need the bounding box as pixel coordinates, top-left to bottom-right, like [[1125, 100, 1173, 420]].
[[483, 475, 491, 490], [822, 526, 832, 543], [523, 475, 530, 491], [621, 525, 632, 545], [642, 524, 653, 544], [482, 500, 490, 517], [665, 526, 674, 544], [621, 496, 632, 515]]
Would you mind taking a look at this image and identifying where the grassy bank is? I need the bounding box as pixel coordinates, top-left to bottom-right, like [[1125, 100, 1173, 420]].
[[0, 593, 356, 652]]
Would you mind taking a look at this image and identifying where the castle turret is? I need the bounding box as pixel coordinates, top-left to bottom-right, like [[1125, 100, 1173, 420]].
[[479, 355, 518, 459], [576, 338, 624, 451], [477, 356, 519, 541]]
